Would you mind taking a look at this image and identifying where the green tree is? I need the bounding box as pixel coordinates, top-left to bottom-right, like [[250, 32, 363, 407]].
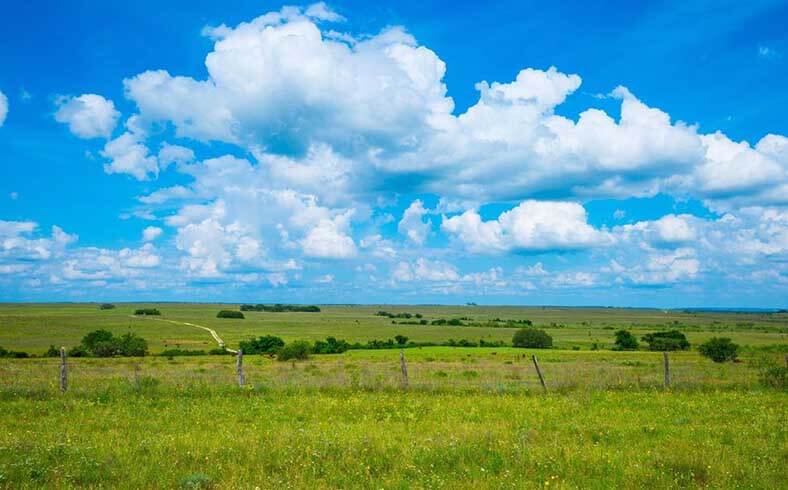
[[512, 329, 553, 349], [613, 330, 639, 350], [698, 337, 739, 363], [641, 330, 690, 351], [82, 329, 114, 353], [277, 340, 311, 361]]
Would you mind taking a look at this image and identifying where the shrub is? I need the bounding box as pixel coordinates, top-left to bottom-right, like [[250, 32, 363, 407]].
[[312, 337, 350, 354], [217, 310, 244, 319], [67, 345, 90, 357], [394, 335, 409, 346], [208, 348, 231, 355], [180, 472, 214, 489], [239, 335, 285, 355], [117, 332, 148, 357], [512, 328, 553, 348], [99, 303, 116, 310], [134, 308, 161, 316], [43, 345, 60, 357], [0, 346, 30, 358], [277, 340, 311, 361], [642, 330, 690, 351], [613, 330, 639, 350], [759, 364, 788, 390], [82, 329, 114, 352], [240, 304, 320, 313], [698, 337, 739, 362]]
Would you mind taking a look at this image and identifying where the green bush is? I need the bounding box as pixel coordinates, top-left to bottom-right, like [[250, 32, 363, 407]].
[[134, 308, 161, 316], [277, 340, 311, 361], [217, 310, 244, 319], [641, 330, 690, 351], [239, 335, 285, 355], [0, 346, 30, 358], [77, 330, 148, 357], [99, 303, 115, 310], [394, 335, 409, 346], [698, 337, 739, 362], [512, 329, 553, 348], [312, 337, 350, 354], [613, 330, 639, 350], [179, 472, 213, 489], [759, 365, 788, 390], [67, 345, 90, 357], [240, 304, 320, 312], [43, 345, 60, 357]]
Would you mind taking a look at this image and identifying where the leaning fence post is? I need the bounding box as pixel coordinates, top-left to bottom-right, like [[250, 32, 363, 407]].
[[236, 349, 245, 388], [59, 346, 68, 392], [663, 351, 671, 388], [400, 350, 409, 389], [532, 354, 546, 391]]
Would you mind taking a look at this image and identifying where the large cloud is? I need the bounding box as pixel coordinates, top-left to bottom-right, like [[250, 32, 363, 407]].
[[442, 200, 613, 253], [54, 94, 120, 139]]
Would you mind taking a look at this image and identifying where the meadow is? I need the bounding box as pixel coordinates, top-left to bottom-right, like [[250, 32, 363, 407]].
[[0, 304, 786, 488]]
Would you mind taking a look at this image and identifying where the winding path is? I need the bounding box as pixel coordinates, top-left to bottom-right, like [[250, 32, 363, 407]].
[[130, 316, 237, 353]]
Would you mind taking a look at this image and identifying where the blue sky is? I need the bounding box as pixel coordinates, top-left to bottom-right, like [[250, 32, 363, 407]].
[[0, 0, 786, 306]]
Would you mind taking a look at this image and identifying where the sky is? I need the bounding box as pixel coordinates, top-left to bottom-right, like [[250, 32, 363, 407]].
[[0, 0, 786, 307]]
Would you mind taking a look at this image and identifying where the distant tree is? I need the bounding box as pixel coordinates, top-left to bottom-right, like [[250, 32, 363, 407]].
[[117, 332, 148, 357], [394, 335, 409, 346], [239, 335, 285, 355], [81, 329, 114, 353], [43, 345, 60, 357], [698, 337, 739, 363], [613, 330, 639, 350], [134, 308, 161, 316], [217, 310, 244, 319], [512, 329, 553, 349], [99, 303, 116, 310], [641, 330, 690, 351], [277, 340, 311, 361]]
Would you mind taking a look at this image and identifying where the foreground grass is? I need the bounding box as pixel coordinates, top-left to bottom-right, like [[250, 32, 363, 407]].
[[1, 350, 786, 488], [0, 387, 784, 488]]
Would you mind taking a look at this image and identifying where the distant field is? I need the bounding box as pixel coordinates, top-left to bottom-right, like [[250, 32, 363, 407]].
[[0, 303, 786, 354]]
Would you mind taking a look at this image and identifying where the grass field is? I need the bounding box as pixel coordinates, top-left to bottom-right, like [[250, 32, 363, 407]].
[[0, 304, 786, 488], [1, 303, 786, 354]]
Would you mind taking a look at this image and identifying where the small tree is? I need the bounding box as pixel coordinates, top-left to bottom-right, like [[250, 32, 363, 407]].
[[641, 330, 690, 351], [394, 335, 409, 346], [239, 335, 285, 355], [698, 337, 739, 363], [613, 330, 639, 350], [82, 329, 114, 353], [512, 328, 553, 349], [43, 345, 60, 357], [277, 340, 311, 361]]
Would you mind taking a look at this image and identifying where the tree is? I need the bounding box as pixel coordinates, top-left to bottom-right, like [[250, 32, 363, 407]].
[[641, 330, 690, 351], [613, 330, 639, 350], [239, 335, 285, 355], [277, 340, 311, 361], [698, 337, 739, 363], [117, 332, 148, 357], [81, 329, 114, 353], [217, 310, 244, 319], [512, 329, 553, 349], [394, 335, 409, 346]]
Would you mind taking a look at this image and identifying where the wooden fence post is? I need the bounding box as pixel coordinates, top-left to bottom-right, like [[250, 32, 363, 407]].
[[532, 354, 546, 392], [236, 349, 245, 388], [400, 350, 409, 389], [59, 346, 67, 392], [663, 351, 671, 388]]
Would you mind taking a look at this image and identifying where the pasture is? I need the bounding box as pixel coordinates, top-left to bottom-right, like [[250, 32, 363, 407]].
[[0, 303, 786, 488]]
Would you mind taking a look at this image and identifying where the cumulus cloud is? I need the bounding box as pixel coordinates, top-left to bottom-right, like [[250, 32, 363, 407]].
[[442, 200, 613, 252], [0, 90, 7, 127], [101, 132, 158, 180], [392, 258, 460, 282], [398, 200, 431, 244], [142, 226, 163, 241], [54, 94, 120, 139]]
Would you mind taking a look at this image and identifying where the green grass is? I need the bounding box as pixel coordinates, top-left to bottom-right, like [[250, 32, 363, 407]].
[[0, 358, 788, 488], [1, 303, 786, 354], [0, 304, 786, 488]]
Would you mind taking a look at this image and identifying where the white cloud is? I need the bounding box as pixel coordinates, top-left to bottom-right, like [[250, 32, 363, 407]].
[[442, 200, 613, 253], [142, 226, 163, 241], [0, 90, 7, 127], [315, 273, 334, 283], [54, 94, 120, 139], [301, 216, 356, 259], [398, 199, 430, 244], [158, 143, 195, 169], [119, 243, 161, 268], [101, 132, 158, 180], [392, 258, 460, 282]]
